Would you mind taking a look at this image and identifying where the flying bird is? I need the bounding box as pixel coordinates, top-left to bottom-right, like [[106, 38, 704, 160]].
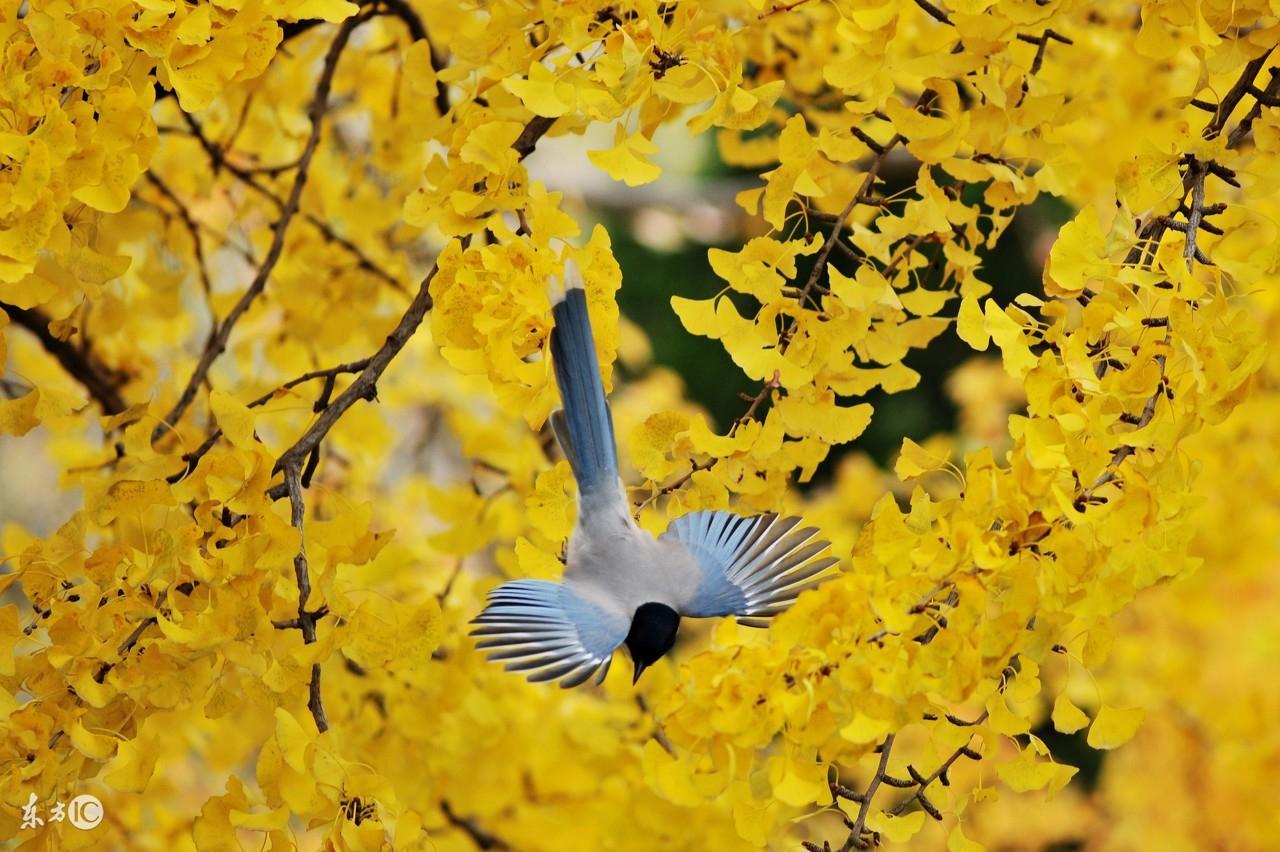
[[470, 260, 837, 687]]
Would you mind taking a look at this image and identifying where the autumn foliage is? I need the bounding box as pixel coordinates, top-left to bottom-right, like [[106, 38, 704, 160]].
[[1, 0, 1279, 849]]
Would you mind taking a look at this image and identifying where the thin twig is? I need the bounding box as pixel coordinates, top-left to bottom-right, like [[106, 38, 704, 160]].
[[887, 715, 987, 818], [792, 131, 906, 330], [841, 734, 896, 852], [178, 110, 405, 292], [913, 0, 952, 25], [441, 801, 508, 850], [146, 173, 214, 299], [283, 462, 329, 732], [168, 358, 371, 483], [266, 115, 555, 498], [154, 11, 377, 445]]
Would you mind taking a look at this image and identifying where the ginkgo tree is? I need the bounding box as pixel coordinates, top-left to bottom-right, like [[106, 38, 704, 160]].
[[1, 0, 1277, 849]]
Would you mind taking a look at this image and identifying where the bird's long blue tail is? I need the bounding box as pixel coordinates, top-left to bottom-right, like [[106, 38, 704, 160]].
[[550, 264, 618, 497]]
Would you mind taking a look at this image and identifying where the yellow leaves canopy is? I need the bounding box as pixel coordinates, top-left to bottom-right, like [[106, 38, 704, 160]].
[[0, 0, 1275, 849]]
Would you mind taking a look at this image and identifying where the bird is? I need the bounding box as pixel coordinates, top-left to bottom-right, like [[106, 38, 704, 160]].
[[470, 259, 838, 688]]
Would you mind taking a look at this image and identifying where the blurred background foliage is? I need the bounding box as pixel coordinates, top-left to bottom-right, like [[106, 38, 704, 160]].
[[598, 134, 1071, 471]]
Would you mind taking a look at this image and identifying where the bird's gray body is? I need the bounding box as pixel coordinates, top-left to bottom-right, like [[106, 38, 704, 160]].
[[470, 258, 837, 688], [564, 488, 701, 619]]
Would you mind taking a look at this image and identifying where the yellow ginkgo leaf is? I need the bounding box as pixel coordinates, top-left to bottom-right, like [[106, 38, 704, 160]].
[[956, 295, 989, 350], [948, 824, 985, 852], [1051, 693, 1090, 734], [210, 389, 256, 450], [899, 286, 954, 317], [996, 746, 1057, 792], [1087, 705, 1145, 749], [1045, 209, 1109, 295], [70, 719, 119, 760], [866, 810, 927, 843], [504, 61, 573, 117], [104, 736, 159, 793], [290, 0, 359, 22], [671, 296, 720, 338], [588, 126, 662, 186], [894, 437, 949, 480], [0, 390, 40, 436], [984, 299, 1037, 379]]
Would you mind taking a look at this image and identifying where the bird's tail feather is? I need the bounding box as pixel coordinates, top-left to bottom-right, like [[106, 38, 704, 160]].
[[550, 261, 618, 497]]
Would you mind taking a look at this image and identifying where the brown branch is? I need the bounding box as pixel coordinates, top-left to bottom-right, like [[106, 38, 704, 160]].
[[378, 0, 451, 116], [146, 173, 214, 299], [913, 0, 952, 25], [1203, 49, 1274, 140], [282, 461, 329, 732], [1228, 68, 1280, 149], [840, 734, 896, 851], [1017, 29, 1073, 77], [93, 591, 171, 683], [266, 115, 555, 499], [644, 97, 924, 507], [92, 616, 157, 684], [880, 231, 928, 280], [154, 11, 377, 445], [634, 459, 715, 515], [1081, 155, 1214, 503], [272, 605, 328, 630], [1, 303, 127, 415], [168, 358, 372, 483], [441, 801, 508, 850], [758, 0, 813, 18], [277, 0, 450, 116], [792, 131, 905, 327], [177, 110, 404, 292], [268, 262, 439, 500], [887, 716, 986, 819], [636, 695, 676, 755], [513, 116, 557, 159]]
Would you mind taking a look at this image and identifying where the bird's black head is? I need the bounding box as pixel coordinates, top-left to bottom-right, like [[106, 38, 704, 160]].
[[625, 602, 681, 684]]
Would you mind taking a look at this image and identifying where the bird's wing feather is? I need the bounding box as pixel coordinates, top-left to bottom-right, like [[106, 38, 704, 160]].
[[663, 511, 838, 624], [470, 579, 628, 688]]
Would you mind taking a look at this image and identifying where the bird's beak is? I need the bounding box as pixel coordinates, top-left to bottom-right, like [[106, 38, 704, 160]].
[[632, 660, 649, 685]]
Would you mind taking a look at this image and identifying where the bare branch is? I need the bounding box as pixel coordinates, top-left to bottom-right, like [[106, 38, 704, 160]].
[[913, 0, 952, 25], [282, 461, 329, 732], [154, 10, 378, 445], [441, 800, 508, 850], [840, 735, 896, 851], [266, 115, 555, 498], [1, 302, 127, 415], [178, 109, 405, 292], [168, 358, 371, 483], [887, 718, 986, 819]]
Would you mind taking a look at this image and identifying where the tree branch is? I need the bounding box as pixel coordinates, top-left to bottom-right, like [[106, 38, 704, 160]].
[[0, 303, 127, 415], [913, 0, 952, 25], [441, 800, 508, 850], [177, 109, 404, 292], [154, 10, 377, 445], [266, 115, 555, 499], [840, 735, 896, 852], [378, 0, 451, 116], [282, 461, 329, 732], [168, 358, 372, 483], [886, 717, 986, 820]]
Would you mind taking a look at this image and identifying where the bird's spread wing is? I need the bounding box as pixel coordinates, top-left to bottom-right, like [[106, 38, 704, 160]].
[[470, 579, 628, 688], [663, 511, 838, 626]]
